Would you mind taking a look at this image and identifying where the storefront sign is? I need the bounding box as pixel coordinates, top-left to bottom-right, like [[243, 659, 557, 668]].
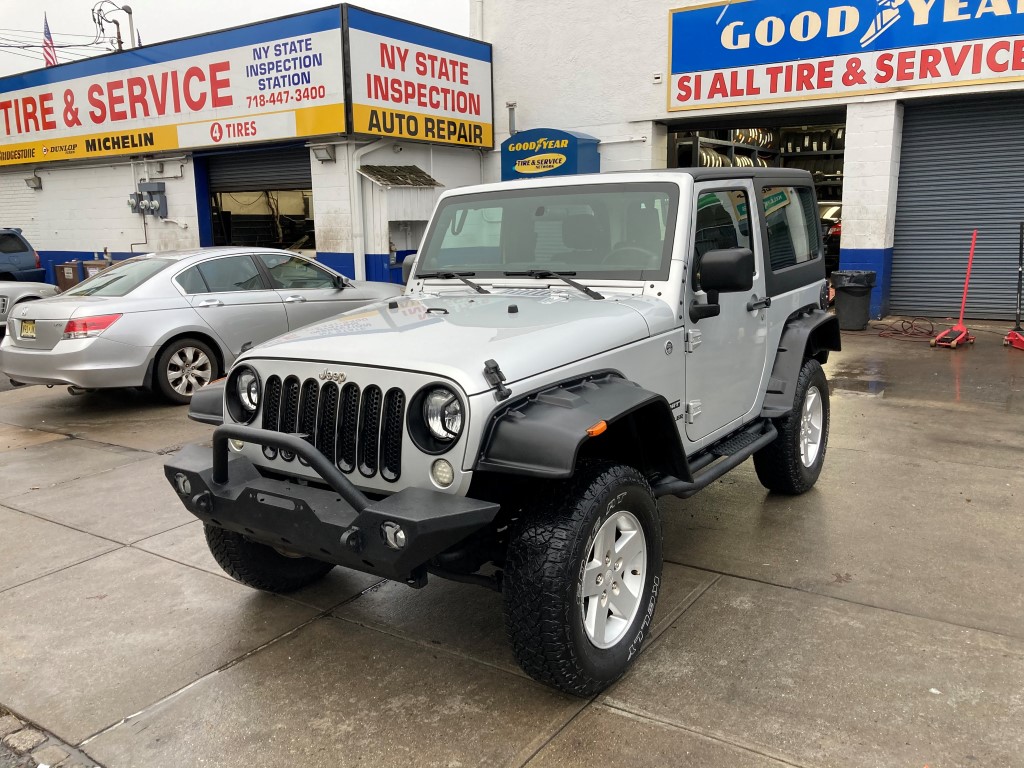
[[669, 0, 1024, 110], [0, 8, 345, 166], [346, 7, 493, 148], [500, 128, 600, 180]]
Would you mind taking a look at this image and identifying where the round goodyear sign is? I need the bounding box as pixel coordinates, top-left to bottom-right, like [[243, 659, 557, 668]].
[[500, 127, 600, 180], [513, 152, 567, 174]]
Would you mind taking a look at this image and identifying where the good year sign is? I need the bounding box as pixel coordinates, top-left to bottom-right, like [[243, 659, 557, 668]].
[[669, 0, 1024, 110]]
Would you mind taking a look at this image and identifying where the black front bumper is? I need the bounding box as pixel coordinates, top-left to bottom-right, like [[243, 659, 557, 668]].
[[164, 425, 499, 586]]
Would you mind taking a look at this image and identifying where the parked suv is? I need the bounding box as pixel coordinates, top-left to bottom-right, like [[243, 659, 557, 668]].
[[0, 229, 45, 282], [164, 169, 840, 695]]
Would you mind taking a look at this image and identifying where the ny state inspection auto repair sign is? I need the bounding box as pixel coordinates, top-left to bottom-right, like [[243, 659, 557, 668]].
[[670, 0, 1024, 110], [0, 8, 345, 167]]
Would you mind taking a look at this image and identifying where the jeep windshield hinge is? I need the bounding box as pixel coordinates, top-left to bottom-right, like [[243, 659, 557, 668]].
[[685, 329, 702, 353], [483, 359, 512, 401]]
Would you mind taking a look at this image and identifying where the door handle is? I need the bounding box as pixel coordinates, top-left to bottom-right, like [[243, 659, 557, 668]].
[[747, 296, 771, 312], [196, 298, 223, 308], [284, 295, 307, 303]]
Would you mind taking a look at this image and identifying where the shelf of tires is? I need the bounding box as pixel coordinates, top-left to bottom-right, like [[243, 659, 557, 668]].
[[778, 125, 845, 199], [673, 125, 846, 196], [674, 129, 777, 169]]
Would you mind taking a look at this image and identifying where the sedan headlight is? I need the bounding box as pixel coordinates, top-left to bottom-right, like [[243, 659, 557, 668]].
[[226, 364, 260, 424], [408, 384, 465, 454]]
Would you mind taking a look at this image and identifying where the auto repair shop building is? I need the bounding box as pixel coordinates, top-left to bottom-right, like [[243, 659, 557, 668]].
[[0, 5, 492, 283], [480, 0, 1024, 319]]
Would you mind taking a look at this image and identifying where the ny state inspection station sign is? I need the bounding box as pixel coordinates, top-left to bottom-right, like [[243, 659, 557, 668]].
[[0, 5, 494, 168], [0, 8, 346, 167], [669, 0, 1024, 110]]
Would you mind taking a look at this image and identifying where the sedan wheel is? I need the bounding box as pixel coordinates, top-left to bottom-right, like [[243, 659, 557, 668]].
[[155, 338, 218, 403]]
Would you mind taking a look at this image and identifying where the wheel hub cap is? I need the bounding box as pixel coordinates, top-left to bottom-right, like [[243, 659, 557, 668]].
[[581, 510, 647, 649], [800, 385, 823, 467], [167, 346, 213, 397]]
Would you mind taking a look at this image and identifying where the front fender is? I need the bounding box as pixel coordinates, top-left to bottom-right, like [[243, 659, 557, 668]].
[[475, 374, 688, 481]]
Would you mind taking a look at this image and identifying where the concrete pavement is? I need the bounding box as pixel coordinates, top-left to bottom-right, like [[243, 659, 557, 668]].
[[0, 324, 1022, 767]]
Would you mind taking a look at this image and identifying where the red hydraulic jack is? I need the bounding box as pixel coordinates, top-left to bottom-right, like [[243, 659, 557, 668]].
[[932, 229, 978, 350], [1005, 222, 1024, 350]]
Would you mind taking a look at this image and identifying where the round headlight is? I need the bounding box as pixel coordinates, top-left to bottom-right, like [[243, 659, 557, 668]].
[[423, 387, 463, 441], [226, 365, 260, 424], [237, 369, 259, 413]]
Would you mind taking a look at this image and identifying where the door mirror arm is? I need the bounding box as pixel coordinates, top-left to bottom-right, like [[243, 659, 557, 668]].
[[689, 290, 721, 323]]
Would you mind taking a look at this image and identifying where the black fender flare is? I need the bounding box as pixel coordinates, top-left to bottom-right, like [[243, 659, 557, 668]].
[[761, 309, 841, 419], [476, 373, 690, 481]]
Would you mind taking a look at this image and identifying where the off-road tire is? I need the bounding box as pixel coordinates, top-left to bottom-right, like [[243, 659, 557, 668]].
[[205, 525, 334, 593], [503, 463, 663, 696], [154, 338, 218, 404], [754, 358, 830, 494]]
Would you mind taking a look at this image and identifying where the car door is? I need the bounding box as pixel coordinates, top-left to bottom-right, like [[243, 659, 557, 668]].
[[181, 254, 289, 357], [255, 252, 363, 331], [681, 181, 769, 443]]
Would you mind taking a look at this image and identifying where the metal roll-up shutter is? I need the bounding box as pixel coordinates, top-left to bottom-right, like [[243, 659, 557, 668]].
[[892, 96, 1024, 319], [206, 146, 312, 192]]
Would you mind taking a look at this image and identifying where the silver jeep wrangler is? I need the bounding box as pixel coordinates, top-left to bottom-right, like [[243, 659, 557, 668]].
[[165, 169, 840, 695]]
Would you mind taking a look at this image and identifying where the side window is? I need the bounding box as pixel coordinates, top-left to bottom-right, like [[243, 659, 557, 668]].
[[196, 255, 264, 292], [175, 265, 208, 295], [256, 253, 335, 289], [762, 186, 819, 271], [693, 190, 750, 286]]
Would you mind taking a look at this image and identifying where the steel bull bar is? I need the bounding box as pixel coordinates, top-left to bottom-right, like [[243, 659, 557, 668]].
[[164, 424, 499, 586]]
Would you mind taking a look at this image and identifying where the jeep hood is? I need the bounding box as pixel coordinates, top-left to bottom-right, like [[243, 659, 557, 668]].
[[246, 290, 670, 395]]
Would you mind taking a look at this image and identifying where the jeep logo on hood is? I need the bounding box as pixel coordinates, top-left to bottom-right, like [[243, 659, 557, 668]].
[[318, 369, 347, 383]]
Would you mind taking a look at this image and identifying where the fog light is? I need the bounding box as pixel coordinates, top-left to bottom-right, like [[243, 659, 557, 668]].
[[430, 459, 454, 488], [381, 521, 407, 550], [174, 472, 191, 496], [228, 439, 245, 452]]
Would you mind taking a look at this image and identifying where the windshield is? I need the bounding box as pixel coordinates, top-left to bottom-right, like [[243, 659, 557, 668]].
[[416, 182, 678, 280], [64, 257, 174, 297]]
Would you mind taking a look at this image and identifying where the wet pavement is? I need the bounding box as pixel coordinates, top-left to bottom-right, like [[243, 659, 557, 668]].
[[0, 321, 1022, 767]]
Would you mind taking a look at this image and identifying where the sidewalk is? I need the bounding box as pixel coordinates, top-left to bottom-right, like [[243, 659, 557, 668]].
[[1, 323, 1022, 767]]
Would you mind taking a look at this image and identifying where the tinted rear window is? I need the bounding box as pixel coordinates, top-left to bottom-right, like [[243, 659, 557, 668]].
[[65, 258, 174, 297], [0, 233, 29, 254]]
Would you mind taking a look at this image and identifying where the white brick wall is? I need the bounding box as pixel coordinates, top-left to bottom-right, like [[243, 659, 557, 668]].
[[310, 146, 353, 256], [0, 158, 199, 254], [840, 102, 903, 251]]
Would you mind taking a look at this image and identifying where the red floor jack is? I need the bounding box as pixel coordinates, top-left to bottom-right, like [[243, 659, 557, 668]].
[[931, 229, 978, 349], [1005, 223, 1024, 350]]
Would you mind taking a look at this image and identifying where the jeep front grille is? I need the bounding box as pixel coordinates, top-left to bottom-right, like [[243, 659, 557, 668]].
[[0, 297, 7, 316], [260, 376, 405, 482]]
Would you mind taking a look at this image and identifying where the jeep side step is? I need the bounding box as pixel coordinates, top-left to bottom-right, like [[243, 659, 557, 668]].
[[651, 421, 778, 499]]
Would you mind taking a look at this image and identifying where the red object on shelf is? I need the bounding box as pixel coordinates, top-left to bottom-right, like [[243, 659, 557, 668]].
[[931, 230, 977, 350]]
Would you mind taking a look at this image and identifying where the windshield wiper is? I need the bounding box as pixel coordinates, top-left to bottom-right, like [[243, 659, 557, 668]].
[[503, 269, 604, 300], [417, 271, 491, 294]]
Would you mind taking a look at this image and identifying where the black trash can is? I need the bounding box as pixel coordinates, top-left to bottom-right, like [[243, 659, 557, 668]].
[[832, 270, 876, 331]]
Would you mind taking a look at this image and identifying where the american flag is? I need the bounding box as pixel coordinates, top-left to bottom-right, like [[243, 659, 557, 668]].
[[42, 14, 57, 67]]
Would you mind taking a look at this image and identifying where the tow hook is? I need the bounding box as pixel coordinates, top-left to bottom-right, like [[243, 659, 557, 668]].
[[340, 527, 363, 553]]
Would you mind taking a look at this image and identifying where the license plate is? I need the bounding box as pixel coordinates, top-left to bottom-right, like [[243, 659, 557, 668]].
[[20, 319, 35, 339]]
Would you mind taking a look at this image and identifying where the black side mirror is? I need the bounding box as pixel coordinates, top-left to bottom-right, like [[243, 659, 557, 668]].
[[689, 248, 754, 323], [699, 248, 754, 293], [401, 256, 416, 285]]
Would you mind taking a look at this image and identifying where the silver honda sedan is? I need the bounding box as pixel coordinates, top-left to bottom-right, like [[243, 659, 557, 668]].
[[0, 248, 402, 402]]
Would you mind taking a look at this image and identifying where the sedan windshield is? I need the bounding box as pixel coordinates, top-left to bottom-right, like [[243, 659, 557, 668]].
[[415, 183, 678, 281], [64, 257, 174, 297]]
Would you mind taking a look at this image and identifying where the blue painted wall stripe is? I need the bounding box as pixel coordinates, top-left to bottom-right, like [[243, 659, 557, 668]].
[[839, 247, 892, 319], [347, 6, 491, 62]]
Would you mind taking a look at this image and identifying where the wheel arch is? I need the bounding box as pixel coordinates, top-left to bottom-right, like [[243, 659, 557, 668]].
[[761, 309, 840, 419], [475, 373, 691, 483], [146, 330, 227, 389]]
